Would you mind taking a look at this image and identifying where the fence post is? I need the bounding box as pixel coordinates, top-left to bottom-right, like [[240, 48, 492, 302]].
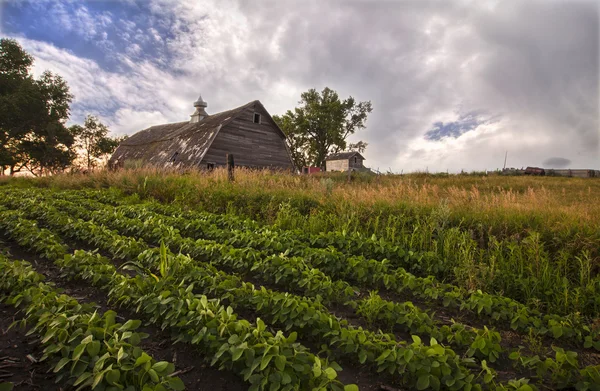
[[227, 153, 235, 182]]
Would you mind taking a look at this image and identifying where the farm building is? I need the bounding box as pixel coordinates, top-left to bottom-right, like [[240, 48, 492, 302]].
[[325, 151, 368, 172], [109, 96, 295, 171], [511, 167, 600, 178], [302, 166, 322, 174], [547, 169, 600, 178]]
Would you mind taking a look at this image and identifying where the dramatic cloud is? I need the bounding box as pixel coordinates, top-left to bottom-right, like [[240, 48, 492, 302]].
[[1, 0, 598, 172], [425, 111, 500, 141], [543, 157, 572, 168]]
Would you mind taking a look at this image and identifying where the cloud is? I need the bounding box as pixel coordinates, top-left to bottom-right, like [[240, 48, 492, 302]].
[[2, 0, 598, 172], [543, 157, 572, 168], [425, 111, 500, 141]]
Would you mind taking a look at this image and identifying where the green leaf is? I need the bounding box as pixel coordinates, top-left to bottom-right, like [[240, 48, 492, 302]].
[[344, 385, 359, 391], [417, 375, 430, 390], [551, 325, 563, 338], [118, 319, 142, 332], [73, 343, 86, 361], [274, 355, 286, 371], [358, 350, 367, 364], [148, 369, 159, 383], [86, 341, 101, 357], [73, 372, 93, 386], [287, 332, 297, 344], [106, 369, 120, 385], [53, 357, 71, 373], [152, 361, 169, 373], [135, 353, 152, 367], [260, 354, 273, 371], [167, 377, 185, 391], [91, 372, 105, 389], [231, 347, 244, 362], [324, 367, 337, 380]]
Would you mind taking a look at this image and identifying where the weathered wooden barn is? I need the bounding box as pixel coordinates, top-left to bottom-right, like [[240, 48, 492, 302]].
[[325, 152, 367, 172], [109, 96, 294, 170]]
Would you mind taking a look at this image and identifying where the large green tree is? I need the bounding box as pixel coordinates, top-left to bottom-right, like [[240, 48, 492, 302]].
[[70, 115, 124, 171], [0, 38, 74, 175], [273, 87, 372, 169]]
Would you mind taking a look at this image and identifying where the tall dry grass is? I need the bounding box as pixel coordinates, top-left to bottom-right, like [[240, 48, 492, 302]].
[[3, 167, 600, 316]]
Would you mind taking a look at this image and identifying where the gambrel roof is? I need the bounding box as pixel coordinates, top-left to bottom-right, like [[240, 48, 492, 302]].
[[109, 100, 287, 168]]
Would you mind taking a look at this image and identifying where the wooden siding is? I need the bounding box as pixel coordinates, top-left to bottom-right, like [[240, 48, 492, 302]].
[[326, 157, 364, 172], [326, 159, 349, 171], [201, 103, 294, 169], [349, 156, 365, 169]]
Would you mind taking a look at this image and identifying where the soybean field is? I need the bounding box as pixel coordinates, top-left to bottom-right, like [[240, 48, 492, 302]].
[[0, 184, 599, 391]]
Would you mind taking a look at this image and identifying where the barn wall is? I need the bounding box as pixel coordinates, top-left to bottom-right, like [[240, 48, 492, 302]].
[[326, 159, 349, 171], [349, 157, 364, 169], [201, 104, 293, 169]]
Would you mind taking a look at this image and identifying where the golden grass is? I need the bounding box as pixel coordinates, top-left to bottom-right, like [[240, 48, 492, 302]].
[[2, 167, 599, 240]]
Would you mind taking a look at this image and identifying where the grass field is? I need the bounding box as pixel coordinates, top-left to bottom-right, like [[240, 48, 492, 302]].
[[0, 169, 599, 390]]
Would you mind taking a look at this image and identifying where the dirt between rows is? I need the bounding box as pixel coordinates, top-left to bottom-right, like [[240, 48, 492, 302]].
[[0, 237, 394, 391], [0, 239, 245, 391]]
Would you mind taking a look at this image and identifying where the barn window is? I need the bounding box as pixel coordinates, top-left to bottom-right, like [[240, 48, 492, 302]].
[[170, 151, 179, 162], [253, 113, 261, 124], [354, 157, 357, 164], [206, 162, 215, 170]]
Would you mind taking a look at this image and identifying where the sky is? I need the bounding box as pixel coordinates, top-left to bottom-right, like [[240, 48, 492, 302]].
[[1, 0, 598, 173]]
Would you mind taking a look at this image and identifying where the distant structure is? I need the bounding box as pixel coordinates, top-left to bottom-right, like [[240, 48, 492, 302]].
[[524, 166, 546, 176], [325, 152, 369, 172], [546, 169, 600, 178], [109, 96, 294, 171], [503, 167, 600, 178], [302, 166, 321, 174]]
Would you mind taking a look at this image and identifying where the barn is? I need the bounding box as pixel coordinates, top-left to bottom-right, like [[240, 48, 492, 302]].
[[109, 96, 295, 171]]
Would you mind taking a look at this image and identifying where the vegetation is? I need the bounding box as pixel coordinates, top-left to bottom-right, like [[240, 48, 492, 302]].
[[273, 87, 372, 168], [70, 115, 124, 171], [0, 171, 599, 390], [0, 39, 121, 175], [0, 38, 74, 175]]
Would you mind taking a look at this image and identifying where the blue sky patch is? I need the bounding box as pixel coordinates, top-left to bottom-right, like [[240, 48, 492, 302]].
[[425, 111, 499, 141], [1, 1, 178, 72]]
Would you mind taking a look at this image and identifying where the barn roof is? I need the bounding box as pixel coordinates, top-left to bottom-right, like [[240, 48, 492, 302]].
[[109, 100, 286, 168], [325, 151, 365, 161]]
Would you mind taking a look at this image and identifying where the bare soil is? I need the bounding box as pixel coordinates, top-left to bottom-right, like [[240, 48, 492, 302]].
[[0, 239, 246, 390]]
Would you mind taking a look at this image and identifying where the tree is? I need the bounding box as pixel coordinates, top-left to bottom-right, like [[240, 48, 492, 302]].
[[0, 38, 75, 175], [273, 87, 372, 169], [70, 115, 124, 171]]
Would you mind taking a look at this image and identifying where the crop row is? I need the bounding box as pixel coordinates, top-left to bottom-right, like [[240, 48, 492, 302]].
[[30, 186, 600, 320], [1, 195, 487, 390], [0, 208, 354, 391], [48, 188, 446, 279], [0, 253, 184, 391], [4, 190, 512, 364], [13, 187, 598, 352], [4, 189, 600, 389]]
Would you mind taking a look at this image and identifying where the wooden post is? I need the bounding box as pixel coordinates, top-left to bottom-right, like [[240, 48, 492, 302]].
[[227, 153, 235, 182], [347, 165, 351, 183]]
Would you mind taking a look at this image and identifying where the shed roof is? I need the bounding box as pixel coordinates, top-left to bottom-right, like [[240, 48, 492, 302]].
[[325, 151, 365, 161], [109, 100, 286, 168]]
